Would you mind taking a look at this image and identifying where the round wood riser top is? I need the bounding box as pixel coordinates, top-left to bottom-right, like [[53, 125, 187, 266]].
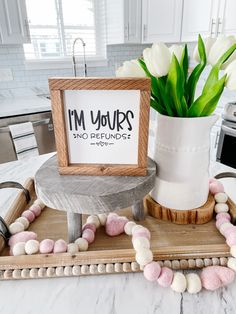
[[145, 194, 215, 225]]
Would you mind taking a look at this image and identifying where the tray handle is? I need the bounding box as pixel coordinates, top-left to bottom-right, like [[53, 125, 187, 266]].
[[0, 181, 31, 241]]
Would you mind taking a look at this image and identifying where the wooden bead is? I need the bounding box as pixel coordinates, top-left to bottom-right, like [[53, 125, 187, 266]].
[[180, 260, 188, 269], [131, 261, 139, 272], [55, 266, 64, 276], [9, 222, 25, 235], [25, 240, 39, 255], [38, 268, 46, 277], [72, 265, 81, 276], [15, 217, 29, 230], [12, 242, 26, 256], [172, 260, 180, 269], [74, 238, 88, 251], [230, 245, 236, 258], [163, 260, 172, 268], [4, 270, 12, 279], [89, 264, 98, 274], [170, 272, 187, 293], [204, 258, 212, 267], [21, 268, 30, 278], [220, 257, 228, 266], [123, 263, 131, 272], [124, 221, 136, 235], [81, 265, 89, 275], [135, 248, 153, 266], [98, 264, 106, 273], [97, 214, 107, 226], [12, 269, 21, 279], [215, 203, 229, 213], [67, 243, 79, 254], [214, 192, 228, 203], [132, 237, 150, 250], [186, 273, 202, 294], [227, 257, 236, 272], [64, 266, 72, 276], [196, 259, 204, 268], [212, 258, 220, 266], [188, 259, 196, 268], [114, 263, 122, 273], [86, 215, 100, 228], [29, 268, 38, 278], [106, 263, 114, 273], [46, 267, 55, 277]]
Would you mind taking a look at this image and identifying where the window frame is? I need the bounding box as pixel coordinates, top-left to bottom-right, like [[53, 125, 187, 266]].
[[24, 0, 107, 70]]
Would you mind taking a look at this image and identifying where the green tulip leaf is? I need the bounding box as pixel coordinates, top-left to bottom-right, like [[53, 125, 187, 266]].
[[180, 44, 189, 84], [188, 75, 226, 117], [186, 35, 206, 106]]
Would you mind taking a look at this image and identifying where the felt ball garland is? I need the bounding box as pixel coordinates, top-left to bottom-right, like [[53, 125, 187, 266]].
[[6, 178, 236, 293]]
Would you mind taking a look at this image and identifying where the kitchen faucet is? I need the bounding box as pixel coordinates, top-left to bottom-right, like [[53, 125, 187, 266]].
[[72, 37, 87, 77]]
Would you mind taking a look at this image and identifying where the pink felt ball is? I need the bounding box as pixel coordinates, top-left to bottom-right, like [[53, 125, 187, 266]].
[[209, 181, 224, 195], [21, 210, 35, 222], [105, 214, 128, 236], [29, 204, 42, 217], [39, 239, 54, 254], [82, 223, 96, 233], [53, 239, 67, 253], [132, 228, 151, 240], [209, 178, 217, 184], [216, 218, 231, 229], [143, 262, 161, 281], [221, 226, 236, 238], [201, 266, 235, 290], [8, 231, 37, 247], [226, 233, 236, 246], [157, 267, 174, 287], [216, 212, 231, 221], [82, 229, 95, 243]]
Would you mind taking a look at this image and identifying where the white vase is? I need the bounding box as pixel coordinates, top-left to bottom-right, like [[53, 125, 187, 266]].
[[150, 113, 218, 210]]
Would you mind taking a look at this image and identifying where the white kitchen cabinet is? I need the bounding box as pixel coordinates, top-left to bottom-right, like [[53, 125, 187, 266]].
[[142, 0, 183, 43], [106, 0, 141, 44], [218, 0, 236, 36], [0, 0, 30, 44], [181, 0, 219, 42]]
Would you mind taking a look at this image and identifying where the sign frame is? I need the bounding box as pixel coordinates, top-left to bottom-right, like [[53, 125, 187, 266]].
[[49, 77, 151, 176]]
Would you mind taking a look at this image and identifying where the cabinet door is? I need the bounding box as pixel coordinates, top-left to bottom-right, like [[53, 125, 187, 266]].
[[0, 0, 30, 44], [124, 0, 141, 43], [219, 0, 236, 36], [142, 0, 183, 43], [181, 0, 219, 42]]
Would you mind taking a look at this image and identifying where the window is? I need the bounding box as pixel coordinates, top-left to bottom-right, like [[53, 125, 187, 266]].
[[24, 0, 106, 61]]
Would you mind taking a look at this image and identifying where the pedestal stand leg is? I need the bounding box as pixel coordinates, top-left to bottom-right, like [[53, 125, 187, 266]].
[[67, 212, 82, 243], [132, 200, 145, 221]]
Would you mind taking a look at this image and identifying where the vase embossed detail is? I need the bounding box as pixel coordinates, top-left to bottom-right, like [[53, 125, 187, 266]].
[[150, 113, 218, 210]]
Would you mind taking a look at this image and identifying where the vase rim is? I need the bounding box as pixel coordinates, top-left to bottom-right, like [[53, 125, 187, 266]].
[[157, 113, 219, 120]]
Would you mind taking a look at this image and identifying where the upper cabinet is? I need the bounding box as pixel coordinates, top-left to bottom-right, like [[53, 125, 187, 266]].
[[0, 0, 31, 44], [142, 0, 183, 43], [106, 0, 141, 45], [181, 0, 236, 41]]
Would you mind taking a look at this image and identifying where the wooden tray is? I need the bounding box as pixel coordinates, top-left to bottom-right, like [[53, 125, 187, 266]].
[[0, 179, 234, 280]]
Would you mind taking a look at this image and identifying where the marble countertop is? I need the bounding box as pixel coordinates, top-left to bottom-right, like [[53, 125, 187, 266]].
[[0, 154, 236, 314]]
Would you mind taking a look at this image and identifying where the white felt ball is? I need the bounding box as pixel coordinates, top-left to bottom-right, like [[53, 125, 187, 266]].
[[86, 215, 100, 228], [124, 221, 136, 235], [9, 222, 25, 235], [25, 239, 39, 255], [15, 217, 29, 230], [135, 248, 153, 266], [230, 245, 236, 258], [219, 222, 232, 234], [97, 214, 107, 226], [170, 272, 187, 293], [186, 273, 202, 294], [67, 243, 79, 254], [132, 237, 150, 250], [74, 237, 89, 251], [214, 192, 228, 204], [215, 203, 229, 213], [33, 199, 45, 209], [228, 257, 236, 272], [12, 242, 26, 256], [132, 224, 144, 235]]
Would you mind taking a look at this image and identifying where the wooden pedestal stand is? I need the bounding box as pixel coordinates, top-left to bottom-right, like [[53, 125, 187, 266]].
[[146, 194, 215, 224], [35, 155, 156, 242]]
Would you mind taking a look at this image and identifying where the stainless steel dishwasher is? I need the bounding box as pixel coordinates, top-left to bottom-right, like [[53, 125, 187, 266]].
[[0, 111, 56, 163]]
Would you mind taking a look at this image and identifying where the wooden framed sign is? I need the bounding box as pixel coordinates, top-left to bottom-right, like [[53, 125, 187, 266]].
[[49, 77, 151, 176]]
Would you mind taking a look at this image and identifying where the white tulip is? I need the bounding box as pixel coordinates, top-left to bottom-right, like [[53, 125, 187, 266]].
[[193, 37, 216, 63], [116, 59, 146, 77], [169, 44, 183, 63], [208, 35, 236, 67], [143, 43, 171, 77], [224, 59, 236, 90]]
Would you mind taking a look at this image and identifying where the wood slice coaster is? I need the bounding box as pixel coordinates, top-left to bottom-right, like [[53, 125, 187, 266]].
[[0, 179, 234, 281], [145, 194, 215, 225]]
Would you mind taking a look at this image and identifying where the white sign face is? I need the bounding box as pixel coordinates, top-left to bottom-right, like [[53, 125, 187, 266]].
[[63, 89, 140, 165]]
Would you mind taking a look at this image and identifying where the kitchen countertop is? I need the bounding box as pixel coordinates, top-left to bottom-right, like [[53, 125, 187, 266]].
[[0, 89, 51, 118], [0, 153, 236, 314]]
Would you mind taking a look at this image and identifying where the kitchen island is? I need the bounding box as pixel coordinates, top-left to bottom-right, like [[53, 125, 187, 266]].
[[0, 153, 236, 314]]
